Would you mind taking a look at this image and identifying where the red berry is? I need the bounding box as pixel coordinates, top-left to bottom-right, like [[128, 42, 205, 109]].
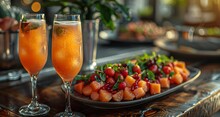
[[118, 82, 126, 90], [163, 66, 172, 74], [104, 67, 115, 77], [149, 65, 158, 73], [106, 77, 115, 85], [120, 68, 128, 78], [132, 65, 141, 74], [89, 73, 98, 82], [114, 72, 124, 81]]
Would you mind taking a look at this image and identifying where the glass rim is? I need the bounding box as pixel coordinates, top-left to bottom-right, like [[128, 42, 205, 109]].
[[54, 14, 80, 17], [21, 13, 45, 20], [22, 13, 45, 16], [54, 14, 81, 21]]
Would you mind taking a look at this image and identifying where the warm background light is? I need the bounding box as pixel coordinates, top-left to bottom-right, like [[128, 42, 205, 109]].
[[22, 0, 33, 5], [31, 1, 41, 12]]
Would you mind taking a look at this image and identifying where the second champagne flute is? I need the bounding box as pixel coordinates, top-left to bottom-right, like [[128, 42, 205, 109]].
[[52, 14, 84, 117]]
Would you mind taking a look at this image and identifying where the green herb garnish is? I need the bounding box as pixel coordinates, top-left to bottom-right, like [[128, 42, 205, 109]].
[[112, 77, 123, 90], [55, 26, 65, 36], [127, 61, 134, 75], [99, 72, 106, 82], [147, 70, 155, 81], [21, 18, 41, 32], [72, 74, 90, 84], [169, 71, 175, 77]]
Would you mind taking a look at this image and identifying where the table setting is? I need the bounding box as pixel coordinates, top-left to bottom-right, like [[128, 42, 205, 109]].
[[1, 0, 220, 117]]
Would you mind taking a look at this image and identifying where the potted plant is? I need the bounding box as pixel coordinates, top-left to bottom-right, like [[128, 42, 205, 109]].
[[43, 0, 130, 73], [43, 0, 130, 30]]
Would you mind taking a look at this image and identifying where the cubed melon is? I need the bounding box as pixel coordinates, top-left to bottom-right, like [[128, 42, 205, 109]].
[[182, 68, 190, 76], [90, 81, 102, 92], [174, 61, 186, 68], [123, 87, 135, 101], [159, 78, 170, 88], [133, 87, 145, 99], [90, 91, 99, 101], [99, 89, 112, 102], [174, 66, 182, 74], [150, 83, 161, 95], [171, 73, 183, 85], [82, 85, 92, 96], [124, 75, 136, 87], [180, 71, 188, 82], [73, 82, 84, 94], [112, 90, 124, 102], [138, 80, 148, 92]]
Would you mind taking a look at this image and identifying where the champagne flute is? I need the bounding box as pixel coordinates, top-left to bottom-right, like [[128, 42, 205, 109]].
[[52, 14, 84, 116], [18, 14, 50, 116]]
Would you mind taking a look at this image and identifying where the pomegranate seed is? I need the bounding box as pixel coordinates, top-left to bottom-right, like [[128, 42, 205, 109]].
[[147, 59, 154, 67], [132, 73, 140, 80], [122, 63, 127, 67]]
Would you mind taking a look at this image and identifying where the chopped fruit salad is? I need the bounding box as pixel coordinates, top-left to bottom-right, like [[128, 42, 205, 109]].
[[73, 53, 190, 102]]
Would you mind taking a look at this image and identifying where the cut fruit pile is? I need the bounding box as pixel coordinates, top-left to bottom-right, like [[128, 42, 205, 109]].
[[73, 53, 190, 102]]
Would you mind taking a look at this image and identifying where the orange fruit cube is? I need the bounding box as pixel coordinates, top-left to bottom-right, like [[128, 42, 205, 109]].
[[82, 85, 92, 96], [90, 91, 99, 101], [150, 83, 161, 95], [90, 81, 102, 92], [133, 87, 145, 99], [124, 75, 135, 87], [99, 89, 112, 102], [174, 61, 186, 68], [159, 78, 170, 88], [138, 80, 148, 92], [73, 82, 84, 94], [123, 87, 135, 101], [171, 73, 183, 85], [112, 90, 124, 102]]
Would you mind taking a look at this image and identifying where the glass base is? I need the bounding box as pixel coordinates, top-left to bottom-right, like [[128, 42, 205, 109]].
[[55, 112, 85, 117], [19, 104, 50, 116]]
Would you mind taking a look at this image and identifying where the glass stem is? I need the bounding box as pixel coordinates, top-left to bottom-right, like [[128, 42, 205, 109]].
[[64, 81, 73, 114], [28, 74, 40, 111]]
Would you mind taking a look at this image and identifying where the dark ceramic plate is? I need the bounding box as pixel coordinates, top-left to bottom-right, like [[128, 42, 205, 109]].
[[155, 39, 220, 58], [63, 67, 201, 109]]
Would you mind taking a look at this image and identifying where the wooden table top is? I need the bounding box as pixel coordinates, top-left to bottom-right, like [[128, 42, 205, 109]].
[[0, 47, 220, 117]]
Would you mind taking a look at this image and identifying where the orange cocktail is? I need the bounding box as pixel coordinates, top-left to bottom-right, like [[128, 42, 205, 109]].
[[52, 14, 84, 117], [18, 14, 49, 116], [52, 21, 83, 82], [19, 19, 48, 75]]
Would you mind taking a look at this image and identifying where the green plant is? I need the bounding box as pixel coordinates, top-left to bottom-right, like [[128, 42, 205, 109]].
[[43, 0, 130, 30]]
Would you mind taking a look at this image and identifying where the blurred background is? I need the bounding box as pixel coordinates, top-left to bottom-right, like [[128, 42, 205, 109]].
[[1, 0, 220, 70], [6, 0, 220, 26]]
